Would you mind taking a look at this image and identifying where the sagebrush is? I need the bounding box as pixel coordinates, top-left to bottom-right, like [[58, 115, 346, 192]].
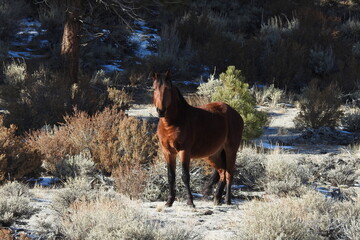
[[0, 182, 36, 227], [0, 116, 41, 182], [238, 191, 360, 240], [27, 107, 158, 174], [294, 80, 343, 129]]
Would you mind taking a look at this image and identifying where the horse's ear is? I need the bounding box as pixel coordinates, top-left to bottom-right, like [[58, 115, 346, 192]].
[[164, 71, 171, 83], [152, 72, 158, 81]]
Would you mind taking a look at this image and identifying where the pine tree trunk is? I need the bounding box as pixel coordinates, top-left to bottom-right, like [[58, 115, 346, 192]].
[[60, 0, 82, 86]]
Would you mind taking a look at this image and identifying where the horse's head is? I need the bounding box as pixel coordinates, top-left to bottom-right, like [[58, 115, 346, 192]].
[[153, 71, 172, 118]]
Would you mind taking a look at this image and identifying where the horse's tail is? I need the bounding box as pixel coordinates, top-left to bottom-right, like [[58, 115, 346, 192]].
[[221, 149, 227, 171]]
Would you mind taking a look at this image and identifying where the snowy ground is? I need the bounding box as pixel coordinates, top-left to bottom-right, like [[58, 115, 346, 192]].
[[6, 103, 360, 239]]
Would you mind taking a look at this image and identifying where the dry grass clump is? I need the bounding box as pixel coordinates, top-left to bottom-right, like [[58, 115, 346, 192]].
[[38, 182, 194, 240], [238, 191, 360, 240], [252, 84, 284, 107], [341, 105, 360, 132], [303, 154, 360, 186], [107, 87, 133, 111], [51, 177, 95, 214], [0, 182, 36, 227], [27, 107, 158, 175], [53, 152, 99, 180], [3, 60, 27, 85], [59, 194, 194, 240], [294, 80, 343, 129], [113, 161, 149, 200], [262, 155, 310, 196], [236, 146, 266, 189], [0, 116, 41, 182]]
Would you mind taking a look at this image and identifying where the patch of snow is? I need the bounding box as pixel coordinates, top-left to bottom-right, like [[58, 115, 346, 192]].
[[19, 18, 41, 28], [39, 40, 49, 48], [31, 198, 52, 203], [260, 142, 295, 150], [264, 127, 277, 130], [130, 20, 160, 58], [231, 185, 248, 190], [8, 50, 46, 59], [173, 80, 201, 86], [101, 64, 124, 73], [338, 130, 353, 134], [192, 193, 204, 198], [26, 177, 60, 187]]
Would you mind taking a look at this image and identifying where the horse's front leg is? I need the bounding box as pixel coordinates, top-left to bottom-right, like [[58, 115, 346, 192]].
[[179, 150, 195, 208], [164, 152, 177, 207]]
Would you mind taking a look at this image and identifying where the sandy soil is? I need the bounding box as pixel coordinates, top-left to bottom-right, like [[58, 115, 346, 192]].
[[143, 200, 243, 239]]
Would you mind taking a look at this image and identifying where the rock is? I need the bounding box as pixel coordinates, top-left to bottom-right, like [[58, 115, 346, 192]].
[[203, 210, 213, 215]]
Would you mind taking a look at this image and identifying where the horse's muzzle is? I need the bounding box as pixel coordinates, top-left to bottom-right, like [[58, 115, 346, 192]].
[[157, 107, 166, 117]]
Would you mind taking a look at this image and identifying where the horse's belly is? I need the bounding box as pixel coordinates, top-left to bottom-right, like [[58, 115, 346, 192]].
[[190, 128, 227, 158]]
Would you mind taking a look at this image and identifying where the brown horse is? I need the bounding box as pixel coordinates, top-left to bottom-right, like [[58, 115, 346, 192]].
[[153, 72, 244, 207]]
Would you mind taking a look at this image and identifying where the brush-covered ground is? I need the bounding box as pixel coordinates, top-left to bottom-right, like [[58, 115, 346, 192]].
[[2, 101, 360, 240]]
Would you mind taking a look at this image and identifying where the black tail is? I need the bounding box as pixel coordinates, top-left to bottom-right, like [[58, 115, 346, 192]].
[[221, 149, 227, 169]]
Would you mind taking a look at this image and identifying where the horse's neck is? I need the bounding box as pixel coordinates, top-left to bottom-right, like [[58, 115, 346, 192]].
[[165, 88, 189, 124]]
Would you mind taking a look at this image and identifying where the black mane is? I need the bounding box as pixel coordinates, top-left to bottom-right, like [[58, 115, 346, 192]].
[[173, 85, 189, 107]]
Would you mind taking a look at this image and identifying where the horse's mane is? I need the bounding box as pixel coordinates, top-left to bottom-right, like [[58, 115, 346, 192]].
[[173, 85, 189, 107]]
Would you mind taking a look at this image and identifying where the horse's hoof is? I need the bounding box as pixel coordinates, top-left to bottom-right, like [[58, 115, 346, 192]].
[[165, 199, 174, 207], [187, 202, 196, 208], [226, 201, 232, 205], [214, 199, 222, 206]]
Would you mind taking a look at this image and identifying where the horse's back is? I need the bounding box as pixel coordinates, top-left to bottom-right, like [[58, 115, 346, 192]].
[[195, 101, 243, 151]]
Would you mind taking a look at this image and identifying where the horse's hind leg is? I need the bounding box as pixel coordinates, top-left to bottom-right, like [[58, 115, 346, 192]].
[[214, 169, 226, 205], [224, 149, 238, 205], [207, 150, 226, 205], [202, 169, 219, 197]]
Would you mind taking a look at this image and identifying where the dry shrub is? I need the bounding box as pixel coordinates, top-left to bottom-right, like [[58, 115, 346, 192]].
[[341, 105, 360, 132], [43, 185, 194, 240], [90, 112, 158, 172], [0, 116, 41, 182], [2, 63, 71, 133], [27, 107, 158, 174], [294, 80, 343, 129], [2, 62, 116, 133], [58, 194, 194, 240], [302, 154, 360, 187], [262, 155, 310, 196], [3, 60, 27, 85], [236, 146, 266, 189], [51, 177, 95, 214], [107, 87, 133, 111], [37, 0, 65, 29], [0, 182, 36, 227], [0, 0, 29, 39], [54, 152, 99, 180], [113, 162, 148, 200], [238, 191, 360, 240], [252, 84, 284, 107]]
